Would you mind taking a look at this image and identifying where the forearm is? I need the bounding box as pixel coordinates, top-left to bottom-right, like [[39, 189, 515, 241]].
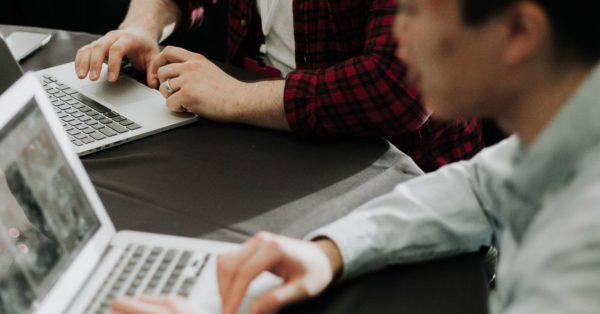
[[236, 80, 290, 131], [119, 0, 182, 41], [305, 146, 511, 280]]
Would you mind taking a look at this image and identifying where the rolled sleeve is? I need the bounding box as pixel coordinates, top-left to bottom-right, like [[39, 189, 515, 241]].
[[284, 1, 429, 139]]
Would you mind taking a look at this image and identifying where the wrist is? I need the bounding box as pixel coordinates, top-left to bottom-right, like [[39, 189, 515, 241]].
[[118, 24, 162, 42], [230, 81, 252, 121], [119, 0, 181, 42], [230, 80, 289, 130], [315, 238, 343, 280]]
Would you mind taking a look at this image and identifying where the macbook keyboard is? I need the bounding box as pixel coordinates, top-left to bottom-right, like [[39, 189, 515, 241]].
[[84, 244, 210, 314], [40, 75, 141, 147]]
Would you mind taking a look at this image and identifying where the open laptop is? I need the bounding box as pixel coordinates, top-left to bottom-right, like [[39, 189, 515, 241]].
[[0, 35, 197, 156], [0, 73, 279, 314]]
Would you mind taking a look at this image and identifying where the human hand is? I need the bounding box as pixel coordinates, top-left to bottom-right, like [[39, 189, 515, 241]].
[[74, 28, 160, 84], [111, 295, 211, 314], [149, 46, 249, 121], [217, 232, 343, 314]]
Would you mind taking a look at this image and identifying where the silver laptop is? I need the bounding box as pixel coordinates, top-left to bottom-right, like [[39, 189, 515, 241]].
[[0, 35, 197, 156], [0, 74, 279, 314]]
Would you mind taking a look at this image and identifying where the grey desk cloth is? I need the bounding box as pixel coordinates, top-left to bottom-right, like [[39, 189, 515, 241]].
[[1, 24, 489, 314]]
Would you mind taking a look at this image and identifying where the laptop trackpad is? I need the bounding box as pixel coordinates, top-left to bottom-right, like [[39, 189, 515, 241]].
[[80, 78, 160, 106]]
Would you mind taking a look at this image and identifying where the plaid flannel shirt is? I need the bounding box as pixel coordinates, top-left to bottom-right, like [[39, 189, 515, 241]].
[[175, 0, 484, 172]]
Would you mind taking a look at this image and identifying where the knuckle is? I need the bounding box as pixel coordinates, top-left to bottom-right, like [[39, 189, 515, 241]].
[[89, 41, 102, 50], [178, 86, 190, 98], [184, 60, 202, 71], [254, 231, 273, 243], [77, 45, 89, 54], [255, 233, 282, 250], [108, 45, 124, 56], [163, 45, 175, 54], [105, 30, 118, 38]]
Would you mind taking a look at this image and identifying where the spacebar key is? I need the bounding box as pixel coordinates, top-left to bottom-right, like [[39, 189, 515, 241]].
[[71, 92, 110, 113]]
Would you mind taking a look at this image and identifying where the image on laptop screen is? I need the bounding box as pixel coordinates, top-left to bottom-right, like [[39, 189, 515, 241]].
[[0, 98, 101, 314]]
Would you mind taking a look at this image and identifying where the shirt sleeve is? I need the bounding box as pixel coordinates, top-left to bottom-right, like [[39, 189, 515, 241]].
[[306, 139, 517, 280], [284, 0, 429, 137]]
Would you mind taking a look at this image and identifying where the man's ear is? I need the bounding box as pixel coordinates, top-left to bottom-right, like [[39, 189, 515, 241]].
[[503, 2, 550, 65]]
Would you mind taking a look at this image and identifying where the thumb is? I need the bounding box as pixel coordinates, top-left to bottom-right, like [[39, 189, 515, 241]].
[[146, 59, 159, 88], [250, 280, 309, 314]]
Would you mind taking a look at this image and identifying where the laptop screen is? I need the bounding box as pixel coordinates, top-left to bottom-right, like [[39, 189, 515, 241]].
[[0, 98, 100, 314]]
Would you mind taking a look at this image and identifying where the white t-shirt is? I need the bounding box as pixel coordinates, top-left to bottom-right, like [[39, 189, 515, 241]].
[[256, 0, 296, 76]]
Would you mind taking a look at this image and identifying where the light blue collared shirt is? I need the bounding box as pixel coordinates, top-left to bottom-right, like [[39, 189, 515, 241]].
[[308, 64, 600, 313]]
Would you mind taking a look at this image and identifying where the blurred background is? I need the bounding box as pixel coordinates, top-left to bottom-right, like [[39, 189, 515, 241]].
[[0, 0, 228, 61]]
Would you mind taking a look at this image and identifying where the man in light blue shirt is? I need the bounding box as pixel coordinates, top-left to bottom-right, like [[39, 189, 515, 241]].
[[111, 0, 600, 313]]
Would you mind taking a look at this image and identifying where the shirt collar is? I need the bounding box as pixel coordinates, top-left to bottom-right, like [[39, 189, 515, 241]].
[[504, 63, 600, 238]]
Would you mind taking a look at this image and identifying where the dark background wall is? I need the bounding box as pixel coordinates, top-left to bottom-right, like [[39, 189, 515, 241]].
[[0, 0, 227, 61], [0, 0, 130, 34]]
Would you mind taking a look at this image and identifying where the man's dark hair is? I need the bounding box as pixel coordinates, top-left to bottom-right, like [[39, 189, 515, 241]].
[[460, 0, 600, 63]]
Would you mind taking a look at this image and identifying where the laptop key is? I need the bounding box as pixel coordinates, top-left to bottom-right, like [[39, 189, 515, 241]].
[[66, 98, 79, 105], [112, 116, 126, 122], [105, 111, 119, 118], [107, 122, 128, 133], [90, 132, 106, 141], [127, 123, 142, 130], [99, 128, 118, 137], [63, 87, 78, 95], [119, 119, 134, 126], [81, 137, 95, 144]]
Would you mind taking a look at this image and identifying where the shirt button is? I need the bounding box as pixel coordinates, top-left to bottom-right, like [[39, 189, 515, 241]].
[[240, 19, 247, 27]]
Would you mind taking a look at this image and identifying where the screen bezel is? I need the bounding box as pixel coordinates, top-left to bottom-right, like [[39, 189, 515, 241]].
[[0, 73, 116, 314]]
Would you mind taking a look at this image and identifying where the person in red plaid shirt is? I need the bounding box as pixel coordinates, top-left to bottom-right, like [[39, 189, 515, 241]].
[[74, 0, 483, 172]]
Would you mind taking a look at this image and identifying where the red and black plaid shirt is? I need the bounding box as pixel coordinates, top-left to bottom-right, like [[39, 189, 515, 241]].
[[176, 0, 484, 172]]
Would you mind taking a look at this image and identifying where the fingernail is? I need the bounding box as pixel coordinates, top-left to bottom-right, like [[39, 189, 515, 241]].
[[77, 69, 85, 78], [90, 70, 98, 79]]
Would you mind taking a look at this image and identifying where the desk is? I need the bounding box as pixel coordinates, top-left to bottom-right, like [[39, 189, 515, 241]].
[[1, 24, 489, 314]]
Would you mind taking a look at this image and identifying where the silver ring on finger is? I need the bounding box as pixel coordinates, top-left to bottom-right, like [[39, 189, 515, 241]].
[[164, 78, 176, 94]]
